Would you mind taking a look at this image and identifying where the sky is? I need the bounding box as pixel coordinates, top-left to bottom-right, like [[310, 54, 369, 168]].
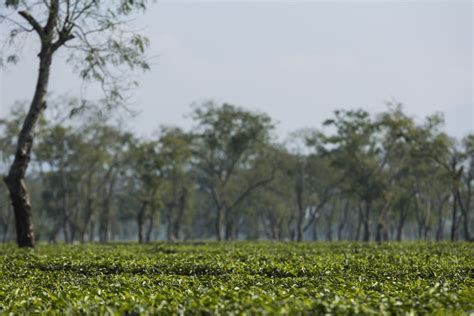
[[0, 0, 472, 140]]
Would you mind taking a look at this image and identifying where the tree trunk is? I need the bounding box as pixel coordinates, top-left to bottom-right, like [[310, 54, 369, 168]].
[[3, 0, 63, 248], [88, 220, 95, 243], [424, 199, 432, 240], [362, 220, 370, 242], [81, 176, 95, 243], [225, 216, 239, 241], [295, 162, 305, 242], [137, 201, 148, 244], [355, 205, 362, 241], [383, 225, 389, 241], [137, 216, 144, 244], [216, 206, 226, 241], [337, 202, 349, 241], [48, 226, 60, 244], [225, 217, 236, 241], [99, 202, 111, 243], [81, 197, 93, 243], [166, 206, 175, 241], [271, 223, 279, 241], [396, 209, 406, 242], [436, 215, 444, 241], [4, 48, 55, 247], [167, 221, 176, 241], [456, 190, 472, 242], [70, 223, 77, 244], [375, 201, 391, 243], [312, 220, 318, 241], [288, 214, 296, 241], [145, 215, 154, 243], [62, 209, 70, 243], [325, 212, 333, 242], [295, 196, 305, 242], [172, 189, 187, 240], [375, 221, 389, 243], [451, 191, 458, 241], [362, 202, 371, 242]]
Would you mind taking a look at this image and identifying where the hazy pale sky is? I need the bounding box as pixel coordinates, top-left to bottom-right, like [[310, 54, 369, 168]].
[[1, 1, 472, 139]]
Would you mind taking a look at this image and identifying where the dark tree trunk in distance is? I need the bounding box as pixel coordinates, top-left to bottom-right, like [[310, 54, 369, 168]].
[[137, 201, 148, 244], [216, 206, 226, 241], [362, 202, 371, 242]]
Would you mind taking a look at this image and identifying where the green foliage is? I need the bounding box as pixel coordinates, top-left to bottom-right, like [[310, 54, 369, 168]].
[[0, 242, 472, 314], [1, 0, 152, 104], [191, 101, 276, 239]]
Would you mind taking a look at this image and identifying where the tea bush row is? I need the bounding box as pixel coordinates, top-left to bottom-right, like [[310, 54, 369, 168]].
[[0, 242, 472, 314]]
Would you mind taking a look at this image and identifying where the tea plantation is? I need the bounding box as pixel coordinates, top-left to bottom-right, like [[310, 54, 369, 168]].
[[0, 242, 472, 314]]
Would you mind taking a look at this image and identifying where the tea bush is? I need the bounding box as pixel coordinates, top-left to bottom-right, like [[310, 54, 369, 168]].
[[0, 242, 472, 314]]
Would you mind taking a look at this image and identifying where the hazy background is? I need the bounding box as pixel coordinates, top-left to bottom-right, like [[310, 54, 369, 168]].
[[1, 0, 472, 139]]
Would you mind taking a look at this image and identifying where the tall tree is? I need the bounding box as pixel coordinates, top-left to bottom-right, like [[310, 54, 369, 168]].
[[128, 140, 163, 244], [192, 102, 275, 241], [0, 0, 151, 247], [157, 127, 194, 242], [323, 109, 385, 241], [249, 146, 294, 241], [293, 130, 342, 242]]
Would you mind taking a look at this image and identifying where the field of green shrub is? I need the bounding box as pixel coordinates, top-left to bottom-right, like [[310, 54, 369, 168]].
[[0, 242, 472, 314]]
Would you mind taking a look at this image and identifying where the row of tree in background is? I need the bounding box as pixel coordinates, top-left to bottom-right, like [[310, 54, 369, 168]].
[[1, 101, 473, 243]]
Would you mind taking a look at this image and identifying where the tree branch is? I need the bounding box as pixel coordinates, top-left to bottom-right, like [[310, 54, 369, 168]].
[[52, 32, 75, 51], [18, 11, 44, 39], [226, 170, 275, 213]]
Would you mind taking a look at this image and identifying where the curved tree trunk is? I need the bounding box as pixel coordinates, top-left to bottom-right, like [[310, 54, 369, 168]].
[[396, 209, 406, 242], [4, 50, 54, 248], [3, 0, 61, 248]]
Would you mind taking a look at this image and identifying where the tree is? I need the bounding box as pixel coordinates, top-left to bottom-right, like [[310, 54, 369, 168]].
[[157, 127, 194, 241], [192, 102, 275, 241], [374, 104, 419, 242], [413, 114, 464, 241], [291, 130, 342, 242], [1, 0, 151, 247], [127, 140, 163, 244], [249, 146, 295, 241], [322, 109, 385, 241]]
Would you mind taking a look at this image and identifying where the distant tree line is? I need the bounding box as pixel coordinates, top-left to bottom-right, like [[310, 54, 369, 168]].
[[0, 100, 472, 243]]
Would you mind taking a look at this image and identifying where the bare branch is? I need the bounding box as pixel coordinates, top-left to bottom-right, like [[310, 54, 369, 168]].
[[18, 11, 44, 38], [52, 32, 74, 51]]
